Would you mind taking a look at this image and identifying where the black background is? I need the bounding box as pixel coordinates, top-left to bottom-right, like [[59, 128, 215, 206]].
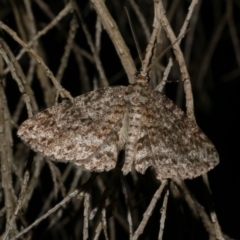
[[0, 0, 239, 239]]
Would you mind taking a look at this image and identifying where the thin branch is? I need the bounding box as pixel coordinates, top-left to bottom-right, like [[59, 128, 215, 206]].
[[158, 188, 169, 240], [72, 1, 109, 87], [155, 57, 173, 92], [0, 21, 73, 101], [56, 15, 78, 83], [83, 192, 90, 240], [2, 171, 30, 240], [141, 8, 161, 75], [0, 81, 17, 236], [3, 2, 73, 76], [202, 174, 224, 240], [10, 190, 80, 240], [91, 0, 137, 83], [124, 7, 143, 64], [121, 176, 133, 239], [0, 38, 36, 117], [129, 0, 151, 41], [102, 208, 109, 240], [132, 180, 168, 240], [156, 0, 195, 120]]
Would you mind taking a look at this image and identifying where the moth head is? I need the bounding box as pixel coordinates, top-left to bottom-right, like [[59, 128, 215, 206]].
[[134, 72, 150, 84]]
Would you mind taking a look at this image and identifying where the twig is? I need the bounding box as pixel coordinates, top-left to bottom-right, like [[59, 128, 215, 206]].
[[156, 1, 190, 80], [10, 190, 80, 240], [69, 168, 84, 193], [121, 176, 133, 239], [74, 49, 92, 93], [56, 15, 78, 83], [93, 221, 103, 240], [156, 0, 195, 120], [89, 154, 123, 221], [158, 189, 169, 240], [112, 211, 129, 233], [172, 178, 198, 218], [132, 180, 168, 240], [95, 16, 102, 56], [141, 8, 161, 75], [193, 197, 217, 239], [0, 38, 36, 117], [176, 0, 202, 106], [9, 0, 27, 42], [11, 172, 98, 240], [83, 192, 90, 240], [91, 0, 137, 83], [72, 1, 109, 87], [183, 0, 202, 67], [202, 174, 224, 240], [34, 0, 94, 63], [178, 0, 199, 45], [3, 2, 73, 76], [2, 171, 30, 240], [0, 21, 73, 101], [22, 155, 43, 210], [155, 57, 173, 92], [125, 7, 143, 65], [0, 81, 17, 236], [46, 160, 66, 198], [37, 164, 75, 217], [129, 0, 151, 41], [102, 208, 109, 240], [108, 214, 116, 240]]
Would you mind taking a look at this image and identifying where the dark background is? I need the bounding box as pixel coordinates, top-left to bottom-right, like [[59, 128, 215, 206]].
[[0, 0, 239, 239]]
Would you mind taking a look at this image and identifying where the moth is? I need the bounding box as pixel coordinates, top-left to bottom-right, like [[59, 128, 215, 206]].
[[17, 73, 219, 180]]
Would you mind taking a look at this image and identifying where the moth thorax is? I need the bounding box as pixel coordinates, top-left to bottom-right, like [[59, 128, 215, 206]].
[[135, 72, 149, 84]]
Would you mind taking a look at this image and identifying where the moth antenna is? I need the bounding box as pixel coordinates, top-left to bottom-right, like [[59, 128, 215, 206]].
[[147, 29, 191, 72], [124, 7, 143, 65]]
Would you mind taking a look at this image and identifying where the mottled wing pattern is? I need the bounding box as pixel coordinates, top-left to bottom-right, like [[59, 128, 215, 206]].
[[145, 90, 219, 179], [75, 114, 125, 171], [18, 86, 127, 171], [134, 126, 154, 174]]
